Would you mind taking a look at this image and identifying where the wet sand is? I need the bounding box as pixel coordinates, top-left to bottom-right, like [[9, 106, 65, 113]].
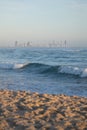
[[0, 90, 87, 130]]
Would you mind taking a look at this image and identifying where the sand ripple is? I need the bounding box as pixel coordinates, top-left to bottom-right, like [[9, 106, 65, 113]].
[[0, 90, 87, 130]]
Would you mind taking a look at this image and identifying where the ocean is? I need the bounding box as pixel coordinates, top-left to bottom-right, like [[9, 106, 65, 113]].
[[0, 47, 87, 97]]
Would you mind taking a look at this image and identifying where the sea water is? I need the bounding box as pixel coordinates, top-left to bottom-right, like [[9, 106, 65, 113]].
[[0, 47, 87, 97]]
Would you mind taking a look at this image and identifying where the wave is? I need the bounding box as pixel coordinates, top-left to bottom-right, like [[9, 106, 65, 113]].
[[0, 62, 30, 69], [59, 66, 87, 78], [0, 62, 87, 78], [81, 68, 87, 77]]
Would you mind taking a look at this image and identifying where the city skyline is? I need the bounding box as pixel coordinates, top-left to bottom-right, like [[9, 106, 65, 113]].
[[0, 0, 87, 47], [14, 40, 67, 48]]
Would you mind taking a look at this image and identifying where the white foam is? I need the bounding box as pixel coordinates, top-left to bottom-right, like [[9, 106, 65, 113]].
[[14, 62, 29, 69], [81, 68, 87, 77], [0, 62, 29, 69], [59, 65, 87, 78], [59, 66, 81, 75]]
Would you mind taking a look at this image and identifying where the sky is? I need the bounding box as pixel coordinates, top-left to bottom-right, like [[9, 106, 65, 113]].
[[0, 0, 87, 47]]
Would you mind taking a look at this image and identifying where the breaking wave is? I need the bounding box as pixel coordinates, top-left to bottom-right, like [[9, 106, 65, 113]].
[[59, 66, 87, 78], [0, 62, 87, 78], [0, 62, 30, 69]]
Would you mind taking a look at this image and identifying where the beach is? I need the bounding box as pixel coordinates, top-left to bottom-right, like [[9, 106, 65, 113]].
[[0, 90, 87, 130]]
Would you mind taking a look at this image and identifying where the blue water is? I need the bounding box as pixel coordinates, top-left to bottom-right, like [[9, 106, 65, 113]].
[[0, 47, 87, 97]]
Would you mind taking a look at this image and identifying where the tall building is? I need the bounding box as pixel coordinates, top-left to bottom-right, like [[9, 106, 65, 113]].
[[15, 41, 18, 47], [64, 40, 67, 47]]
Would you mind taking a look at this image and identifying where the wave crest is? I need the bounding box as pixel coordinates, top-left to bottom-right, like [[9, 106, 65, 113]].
[[0, 62, 30, 69], [59, 66, 81, 75], [59, 66, 87, 78], [14, 63, 30, 69], [0, 62, 87, 78], [81, 68, 87, 77]]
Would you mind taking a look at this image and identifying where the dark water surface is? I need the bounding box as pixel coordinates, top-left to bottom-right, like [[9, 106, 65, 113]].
[[0, 47, 87, 97]]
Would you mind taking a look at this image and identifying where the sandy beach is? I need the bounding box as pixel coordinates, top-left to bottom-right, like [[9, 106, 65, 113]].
[[0, 90, 87, 130]]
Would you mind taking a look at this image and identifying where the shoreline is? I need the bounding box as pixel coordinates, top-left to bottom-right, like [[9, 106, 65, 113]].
[[0, 89, 87, 130]]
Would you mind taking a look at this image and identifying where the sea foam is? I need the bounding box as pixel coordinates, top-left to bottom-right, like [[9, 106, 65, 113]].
[[59, 66, 81, 75], [81, 68, 87, 77], [0, 62, 29, 69], [59, 66, 87, 77]]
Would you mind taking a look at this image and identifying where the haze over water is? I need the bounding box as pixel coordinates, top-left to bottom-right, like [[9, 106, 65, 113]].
[[0, 0, 87, 47]]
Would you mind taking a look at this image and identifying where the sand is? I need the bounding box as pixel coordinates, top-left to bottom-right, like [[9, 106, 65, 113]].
[[0, 90, 87, 130]]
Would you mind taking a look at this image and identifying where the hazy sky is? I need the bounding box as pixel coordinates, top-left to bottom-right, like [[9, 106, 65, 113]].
[[0, 0, 87, 47]]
